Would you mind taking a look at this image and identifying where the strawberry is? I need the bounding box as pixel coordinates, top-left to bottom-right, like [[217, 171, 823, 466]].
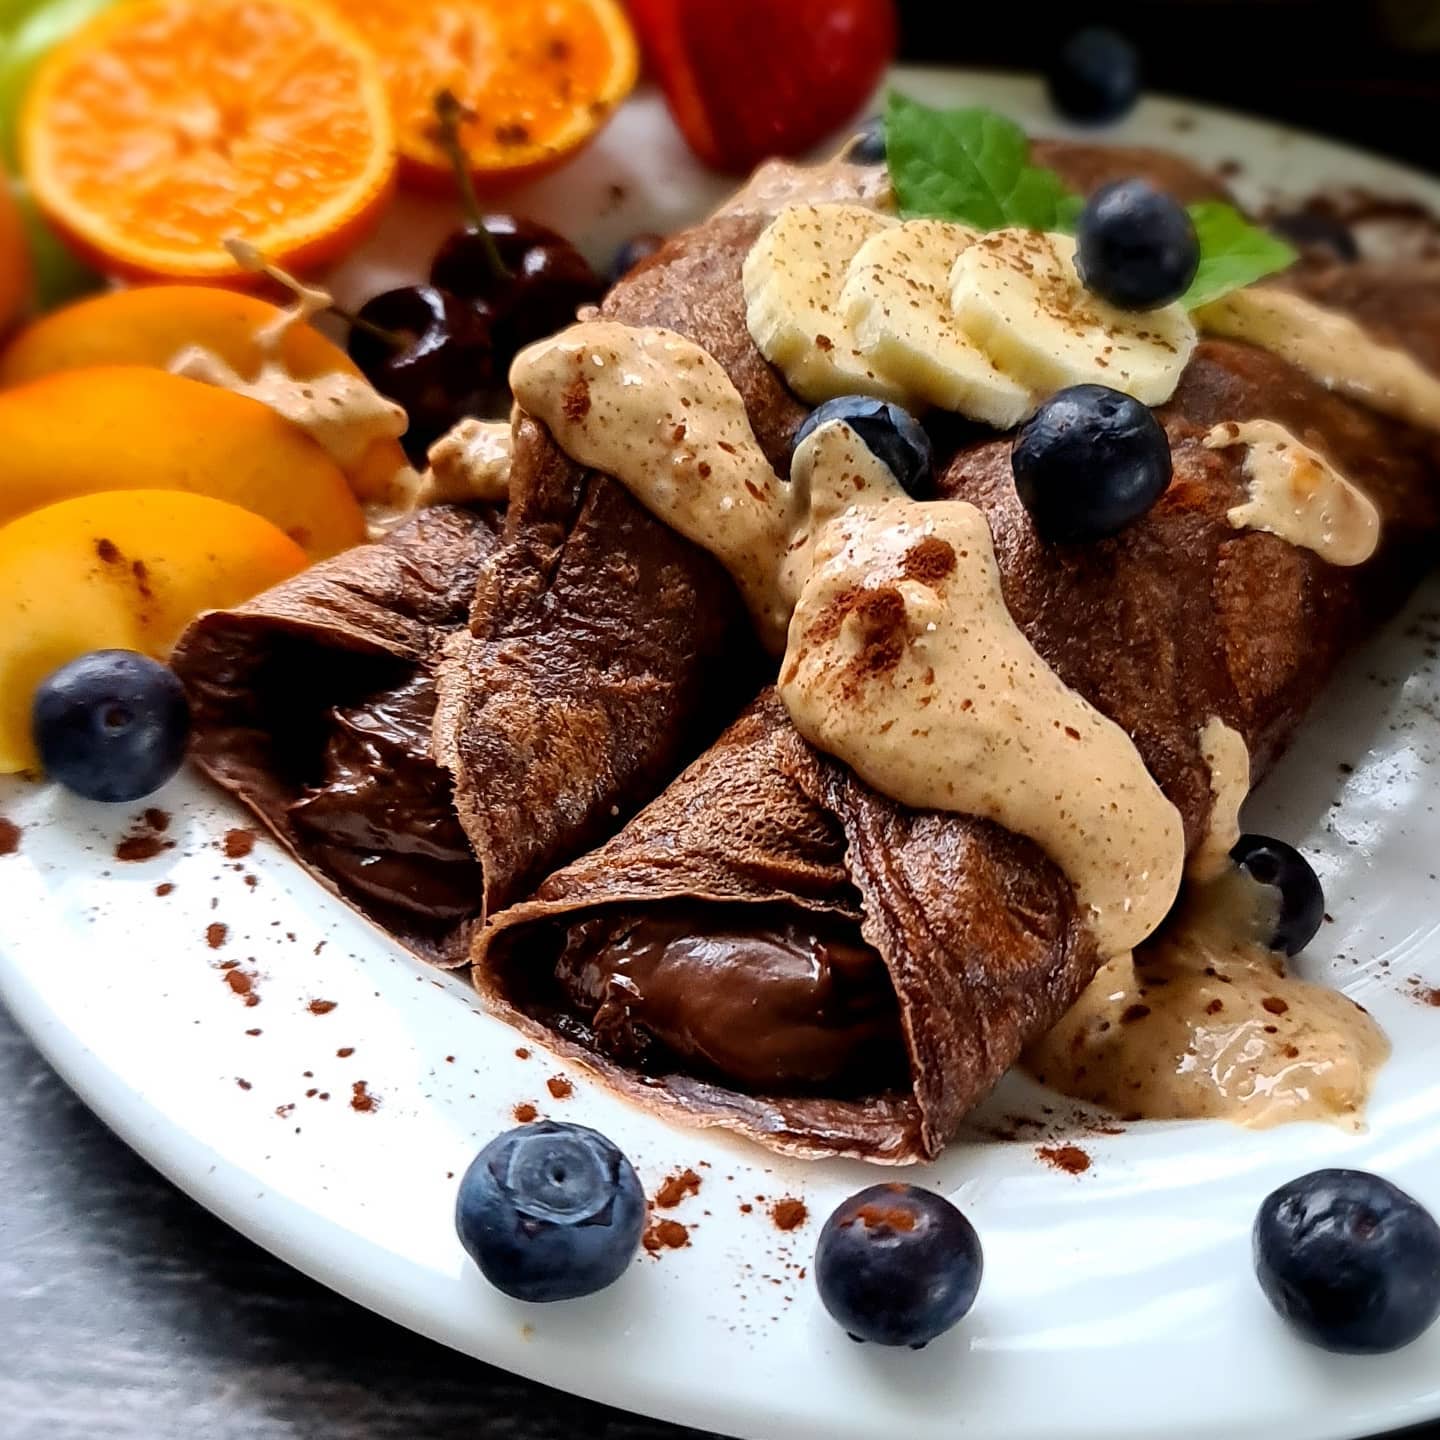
[[628, 0, 896, 174]]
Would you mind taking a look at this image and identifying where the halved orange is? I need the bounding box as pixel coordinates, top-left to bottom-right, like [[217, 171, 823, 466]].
[[20, 0, 397, 281], [341, 0, 639, 192]]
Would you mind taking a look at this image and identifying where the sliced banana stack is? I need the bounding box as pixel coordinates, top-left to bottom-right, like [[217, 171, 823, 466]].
[[839, 219, 1032, 430], [742, 203, 904, 404], [948, 229, 1196, 406]]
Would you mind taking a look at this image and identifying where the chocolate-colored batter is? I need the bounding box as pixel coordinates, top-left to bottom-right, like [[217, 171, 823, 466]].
[[289, 674, 481, 921], [550, 903, 906, 1093]]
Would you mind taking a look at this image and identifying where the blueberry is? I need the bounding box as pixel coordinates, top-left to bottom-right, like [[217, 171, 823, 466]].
[[609, 232, 664, 285], [1230, 834, 1324, 956], [32, 650, 190, 803], [846, 115, 885, 165], [1255, 1169, 1440, 1354], [1048, 27, 1142, 125], [1076, 180, 1200, 311], [815, 1183, 982, 1348], [1012, 384, 1171, 543], [455, 1121, 644, 1302], [793, 396, 933, 498]]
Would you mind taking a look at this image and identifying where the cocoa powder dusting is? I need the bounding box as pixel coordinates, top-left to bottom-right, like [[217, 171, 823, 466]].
[[546, 1075, 573, 1099], [0, 818, 19, 856], [1037, 1144, 1092, 1174], [206, 922, 228, 950], [307, 999, 337, 1015], [770, 1198, 808, 1232], [642, 1219, 690, 1254], [901, 536, 957, 584], [223, 969, 259, 1007], [654, 1169, 702, 1209], [115, 834, 166, 862], [223, 828, 255, 859], [513, 1102, 538, 1123], [143, 808, 169, 832], [350, 1081, 379, 1113]]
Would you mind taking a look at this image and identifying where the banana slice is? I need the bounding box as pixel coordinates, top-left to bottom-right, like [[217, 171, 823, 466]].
[[742, 203, 904, 404], [840, 219, 1033, 429], [949, 229, 1196, 406]]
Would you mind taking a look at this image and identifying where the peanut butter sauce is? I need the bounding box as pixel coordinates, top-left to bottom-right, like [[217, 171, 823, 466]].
[[1025, 869, 1388, 1129], [1197, 287, 1440, 435], [1189, 717, 1249, 882], [1204, 418, 1380, 565]]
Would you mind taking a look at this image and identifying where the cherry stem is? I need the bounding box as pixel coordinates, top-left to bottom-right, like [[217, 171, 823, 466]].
[[432, 89, 511, 283], [333, 307, 411, 350]]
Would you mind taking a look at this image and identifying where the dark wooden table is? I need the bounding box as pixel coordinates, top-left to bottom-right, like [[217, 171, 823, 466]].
[[0, 1005, 718, 1440]]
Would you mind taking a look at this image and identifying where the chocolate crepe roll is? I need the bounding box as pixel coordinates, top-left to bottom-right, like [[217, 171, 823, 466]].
[[432, 208, 804, 912], [473, 336, 1440, 1162], [172, 505, 501, 967], [433, 141, 1240, 911]]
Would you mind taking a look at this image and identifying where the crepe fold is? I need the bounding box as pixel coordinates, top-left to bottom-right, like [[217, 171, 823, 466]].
[[472, 241, 1440, 1160], [171, 505, 502, 965]]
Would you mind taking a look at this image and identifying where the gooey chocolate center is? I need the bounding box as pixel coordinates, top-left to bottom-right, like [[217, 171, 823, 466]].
[[549, 903, 907, 1094], [288, 672, 482, 921]]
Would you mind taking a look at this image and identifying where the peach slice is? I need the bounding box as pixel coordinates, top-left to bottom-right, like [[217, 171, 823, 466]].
[[0, 488, 306, 773], [0, 365, 367, 556], [0, 286, 408, 500]]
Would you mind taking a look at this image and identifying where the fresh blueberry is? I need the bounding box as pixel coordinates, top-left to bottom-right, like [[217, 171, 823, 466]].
[[609, 232, 664, 285], [32, 650, 190, 803], [1255, 1169, 1440, 1354], [1076, 179, 1200, 310], [1268, 210, 1359, 263], [1230, 834, 1324, 956], [793, 396, 933, 499], [815, 1183, 982, 1348], [1048, 27, 1142, 125], [1012, 384, 1171, 543], [455, 1120, 645, 1303], [846, 115, 885, 165]]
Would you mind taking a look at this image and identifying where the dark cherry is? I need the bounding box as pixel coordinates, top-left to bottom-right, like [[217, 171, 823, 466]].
[[430, 214, 604, 361], [346, 285, 499, 463]]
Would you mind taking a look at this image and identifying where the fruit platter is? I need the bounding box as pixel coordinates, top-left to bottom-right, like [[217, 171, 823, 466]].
[[4, 3, 1440, 1438]]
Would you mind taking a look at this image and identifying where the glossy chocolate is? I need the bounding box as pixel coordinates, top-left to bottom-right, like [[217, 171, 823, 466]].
[[551, 904, 906, 1093], [289, 673, 481, 920]]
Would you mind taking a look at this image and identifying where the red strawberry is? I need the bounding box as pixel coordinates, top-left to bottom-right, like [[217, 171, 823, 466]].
[[628, 0, 896, 174]]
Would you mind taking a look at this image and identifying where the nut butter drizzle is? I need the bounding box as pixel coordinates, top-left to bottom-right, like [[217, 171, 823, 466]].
[[1197, 287, 1440, 434], [170, 238, 416, 497], [512, 320, 1186, 956], [1203, 419, 1380, 566], [1025, 868, 1388, 1129], [1189, 717, 1249, 882]]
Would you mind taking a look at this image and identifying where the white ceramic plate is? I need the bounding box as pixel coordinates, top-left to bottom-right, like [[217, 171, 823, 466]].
[[4, 68, 1440, 1440]]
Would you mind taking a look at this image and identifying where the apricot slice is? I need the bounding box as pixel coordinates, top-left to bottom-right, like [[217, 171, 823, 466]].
[[0, 287, 409, 500], [0, 366, 367, 555], [0, 488, 306, 772]]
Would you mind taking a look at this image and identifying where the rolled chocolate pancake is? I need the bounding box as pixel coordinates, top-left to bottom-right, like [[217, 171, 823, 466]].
[[474, 284, 1440, 1157], [173, 505, 501, 966], [432, 139, 1242, 908]]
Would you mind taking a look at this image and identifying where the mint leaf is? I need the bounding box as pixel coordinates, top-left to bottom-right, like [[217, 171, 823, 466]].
[[882, 93, 1297, 308], [1181, 202, 1298, 308], [885, 91, 1081, 232]]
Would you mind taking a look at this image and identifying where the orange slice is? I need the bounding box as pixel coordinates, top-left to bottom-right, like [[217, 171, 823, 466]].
[[20, 0, 396, 281], [342, 0, 638, 191]]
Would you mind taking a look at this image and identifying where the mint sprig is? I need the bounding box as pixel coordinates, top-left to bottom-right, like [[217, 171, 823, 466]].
[[882, 92, 1296, 309]]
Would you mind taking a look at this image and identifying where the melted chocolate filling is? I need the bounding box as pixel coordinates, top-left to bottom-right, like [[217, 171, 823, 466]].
[[549, 903, 907, 1094], [288, 672, 481, 920]]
